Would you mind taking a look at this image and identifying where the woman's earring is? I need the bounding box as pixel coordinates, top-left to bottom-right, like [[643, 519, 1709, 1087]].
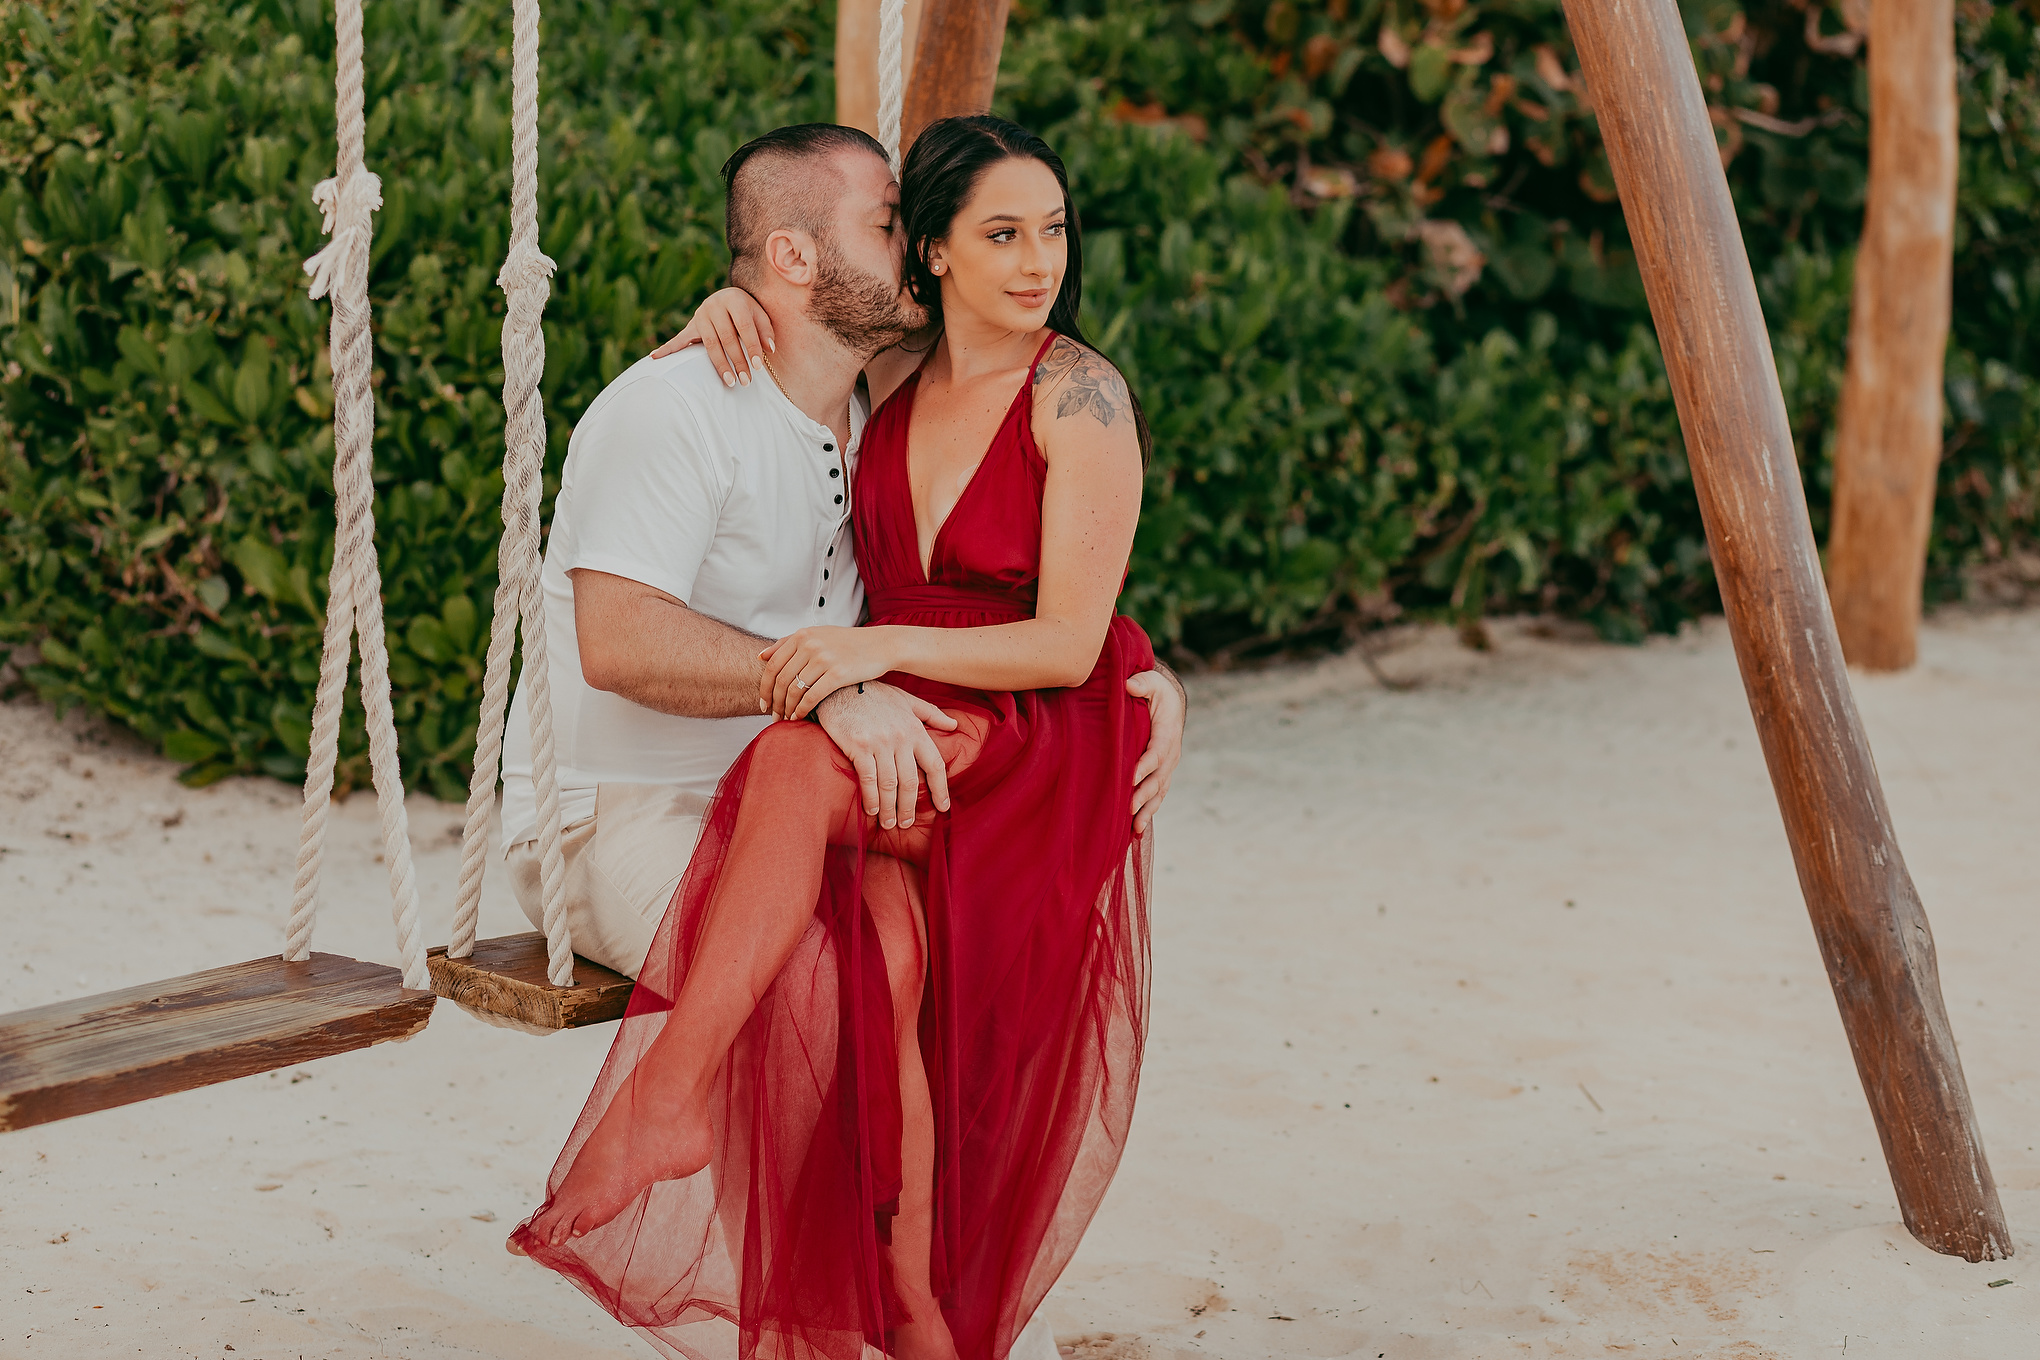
[[932, 263, 943, 274]]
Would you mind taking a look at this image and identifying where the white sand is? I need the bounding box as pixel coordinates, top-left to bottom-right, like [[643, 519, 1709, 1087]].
[[3, 612, 2035, 1359]]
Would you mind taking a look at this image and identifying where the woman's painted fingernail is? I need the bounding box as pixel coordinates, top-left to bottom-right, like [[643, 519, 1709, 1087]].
[[750, 355, 762, 371], [767, 338, 776, 352], [722, 371, 735, 388]]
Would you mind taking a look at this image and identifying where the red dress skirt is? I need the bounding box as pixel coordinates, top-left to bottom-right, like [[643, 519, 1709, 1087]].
[[513, 332, 1154, 1360]]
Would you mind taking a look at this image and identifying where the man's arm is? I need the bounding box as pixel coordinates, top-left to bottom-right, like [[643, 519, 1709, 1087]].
[[1127, 661, 1186, 837], [571, 569, 768, 718], [571, 568, 955, 827]]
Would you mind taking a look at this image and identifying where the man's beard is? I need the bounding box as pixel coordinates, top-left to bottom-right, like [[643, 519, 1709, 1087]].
[[808, 239, 924, 357]]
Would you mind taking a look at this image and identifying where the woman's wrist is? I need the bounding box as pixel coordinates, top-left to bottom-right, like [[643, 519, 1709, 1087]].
[[875, 624, 916, 678]]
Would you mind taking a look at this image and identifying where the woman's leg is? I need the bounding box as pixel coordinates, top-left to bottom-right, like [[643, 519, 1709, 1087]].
[[862, 859, 959, 1360], [523, 713, 984, 1250]]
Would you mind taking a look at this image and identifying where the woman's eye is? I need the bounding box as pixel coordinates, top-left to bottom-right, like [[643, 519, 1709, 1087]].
[[989, 229, 1016, 243], [1045, 222, 1066, 236]]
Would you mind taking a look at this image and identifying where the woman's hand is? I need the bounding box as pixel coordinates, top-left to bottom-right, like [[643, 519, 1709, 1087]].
[[651, 287, 776, 389], [760, 627, 900, 722]]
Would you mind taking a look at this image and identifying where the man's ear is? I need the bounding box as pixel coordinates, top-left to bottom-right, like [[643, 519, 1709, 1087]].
[[763, 228, 818, 288]]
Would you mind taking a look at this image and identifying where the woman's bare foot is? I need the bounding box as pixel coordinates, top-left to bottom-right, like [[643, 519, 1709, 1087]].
[[508, 1065, 716, 1254], [887, 1300, 961, 1360]]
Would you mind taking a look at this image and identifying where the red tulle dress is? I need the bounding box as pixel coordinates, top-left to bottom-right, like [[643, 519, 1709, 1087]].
[[511, 333, 1155, 1360]]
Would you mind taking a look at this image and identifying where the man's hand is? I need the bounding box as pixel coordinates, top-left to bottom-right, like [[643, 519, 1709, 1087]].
[[1127, 666, 1186, 837], [813, 681, 959, 831]]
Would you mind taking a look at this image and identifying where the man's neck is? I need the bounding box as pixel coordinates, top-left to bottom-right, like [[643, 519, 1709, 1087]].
[[756, 303, 864, 442]]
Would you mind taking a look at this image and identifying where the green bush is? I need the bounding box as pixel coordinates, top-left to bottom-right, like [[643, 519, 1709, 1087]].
[[1049, 121, 1702, 648], [2, 0, 829, 793], [2, 0, 2037, 793], [1002, 0, 2040, 646]]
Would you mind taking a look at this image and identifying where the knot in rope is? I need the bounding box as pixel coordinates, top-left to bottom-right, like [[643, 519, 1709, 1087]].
[[496, 242, 558, 296], [302, 171, 384, 301]]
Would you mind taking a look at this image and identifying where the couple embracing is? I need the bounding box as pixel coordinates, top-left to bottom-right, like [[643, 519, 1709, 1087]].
[[498, 114, 1185, 1360]]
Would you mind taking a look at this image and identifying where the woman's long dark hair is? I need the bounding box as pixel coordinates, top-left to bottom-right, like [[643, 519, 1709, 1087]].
[[899, 115, 1151, 462]]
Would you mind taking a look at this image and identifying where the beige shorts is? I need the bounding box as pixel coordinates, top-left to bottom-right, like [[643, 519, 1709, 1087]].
[[506, 783, 712, 980]]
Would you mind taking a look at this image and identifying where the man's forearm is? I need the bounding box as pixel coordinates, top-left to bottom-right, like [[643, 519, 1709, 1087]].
[[607, 609, 770, 717], [572, 570, 771, 718]]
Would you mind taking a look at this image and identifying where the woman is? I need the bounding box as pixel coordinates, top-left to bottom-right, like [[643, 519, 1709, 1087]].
[[509, 115, 1155, 1360]]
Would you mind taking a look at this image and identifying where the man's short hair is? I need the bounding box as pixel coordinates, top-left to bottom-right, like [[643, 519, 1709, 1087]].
[[722, 124, 889, 288]]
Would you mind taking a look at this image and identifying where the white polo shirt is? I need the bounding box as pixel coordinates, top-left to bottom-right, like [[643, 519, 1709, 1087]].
[[499, 348, 866, 848]]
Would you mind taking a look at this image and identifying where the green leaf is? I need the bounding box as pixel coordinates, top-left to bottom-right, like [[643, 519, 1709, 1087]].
[[177, 760, 238, 788], [182, 688, 228, 734], [39, 638, 83, 668], [135, 521, 182, 553], [288, 563, 321, 620], [232, 340, 272, 424], [270, 700, 311, 758], [230, 535, 290, 600], [161, 336, 194, 386], [1409, 45, 1454, 102], [407, 615, 452, 664], [193, 628, 251, 662], [120, 198, 173, 272], [163, 729, 226, 764], [116, 325, 162, 376], [181, 382, 236, 427], [441, 594, 477, 652]]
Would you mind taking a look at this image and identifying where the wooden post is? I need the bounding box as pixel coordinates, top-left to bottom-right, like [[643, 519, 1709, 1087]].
[[835, 0, 929, 138], [1557, 0, 2011, 1261], [1824, 0, 1960, 672], [900, 0, 1012, 152]]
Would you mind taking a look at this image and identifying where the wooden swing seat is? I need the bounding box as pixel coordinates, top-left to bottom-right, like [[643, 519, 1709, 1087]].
[[0, 952, 436, 1133], [427, 933, 634, 1031]]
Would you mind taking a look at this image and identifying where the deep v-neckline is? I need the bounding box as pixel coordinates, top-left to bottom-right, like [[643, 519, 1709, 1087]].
[[902, 333, 1057, 583]]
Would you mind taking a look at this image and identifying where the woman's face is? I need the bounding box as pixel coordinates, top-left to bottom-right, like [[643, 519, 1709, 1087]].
[[926, 156, 1067, 335]]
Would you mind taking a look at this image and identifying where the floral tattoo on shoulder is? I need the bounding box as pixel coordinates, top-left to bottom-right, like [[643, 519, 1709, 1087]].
[[1035, 337, 1131, 429]]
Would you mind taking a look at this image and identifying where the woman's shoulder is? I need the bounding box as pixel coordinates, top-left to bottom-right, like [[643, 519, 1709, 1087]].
[[1031, 333, 1134, 436]]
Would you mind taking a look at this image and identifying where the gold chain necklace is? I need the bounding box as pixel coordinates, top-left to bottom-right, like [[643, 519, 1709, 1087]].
[[760, 351, 851, 437]]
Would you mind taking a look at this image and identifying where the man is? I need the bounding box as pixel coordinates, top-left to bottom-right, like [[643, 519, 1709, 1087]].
[[500, 123, 1184, 978]]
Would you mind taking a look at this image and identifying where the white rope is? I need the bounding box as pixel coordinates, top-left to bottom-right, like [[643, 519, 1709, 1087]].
[[449, 0, 575, 986], [286, 0, 430, 994], [877, 0, 907, 173]]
